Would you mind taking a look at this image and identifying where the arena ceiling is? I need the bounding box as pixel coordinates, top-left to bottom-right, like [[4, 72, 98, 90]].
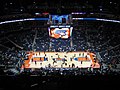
[[0, 0, 119, 15]]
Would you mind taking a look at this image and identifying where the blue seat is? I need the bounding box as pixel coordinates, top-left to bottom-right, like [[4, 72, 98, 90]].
[[74, 58, 78, 61], [44, 58, 48, 61]]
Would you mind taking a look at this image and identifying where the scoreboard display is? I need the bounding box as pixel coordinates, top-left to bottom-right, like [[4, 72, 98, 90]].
[[48, 26, 73, 39], [48, 14, 73, 39]]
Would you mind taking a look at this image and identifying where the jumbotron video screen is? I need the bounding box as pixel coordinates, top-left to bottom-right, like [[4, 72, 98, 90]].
[[48, 27, 73, 38]]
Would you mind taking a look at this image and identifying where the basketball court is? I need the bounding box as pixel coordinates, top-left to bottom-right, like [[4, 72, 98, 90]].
[[21, 51, 100, 69]]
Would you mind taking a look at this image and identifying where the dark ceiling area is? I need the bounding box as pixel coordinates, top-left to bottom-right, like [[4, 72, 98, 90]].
[[0, 0, 119, 15]]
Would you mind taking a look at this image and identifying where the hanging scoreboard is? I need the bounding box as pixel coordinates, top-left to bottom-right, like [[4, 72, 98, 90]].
[[48, 25, 73, 39]]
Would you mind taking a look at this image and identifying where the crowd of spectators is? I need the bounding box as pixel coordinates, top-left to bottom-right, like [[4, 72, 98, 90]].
[[19, 66, 120, 76], [49, 38, 72, 52], [0, 49, 27, 75]]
